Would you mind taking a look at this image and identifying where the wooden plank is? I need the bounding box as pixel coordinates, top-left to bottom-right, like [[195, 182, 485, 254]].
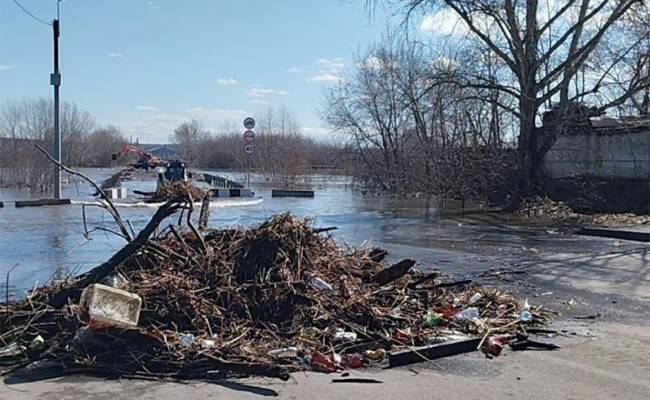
[[15, 198, 71, 208], [271, 189, 314, 198], [576, 228, 650, 242], [388, 338, 482, 367]]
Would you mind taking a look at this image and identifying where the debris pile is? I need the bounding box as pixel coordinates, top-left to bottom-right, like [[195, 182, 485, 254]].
[[590, 213, 650, 226], [517, 196, 650, 226], [149, 180, 207, 202], [1, 209, 552, 381], [517, 196, 584, 224]]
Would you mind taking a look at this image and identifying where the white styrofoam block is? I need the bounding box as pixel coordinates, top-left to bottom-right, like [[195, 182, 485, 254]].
[[81, 283, 142, 327]]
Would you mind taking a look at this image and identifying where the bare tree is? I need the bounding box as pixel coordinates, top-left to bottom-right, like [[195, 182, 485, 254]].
[[172, 119, 209, 165], [0, 98, 95, 190], [84, 125, 127, 167], [389, 0, 649, 203]]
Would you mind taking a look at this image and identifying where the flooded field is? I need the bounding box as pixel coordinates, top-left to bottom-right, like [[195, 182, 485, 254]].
[[0, 168, 636, 296]]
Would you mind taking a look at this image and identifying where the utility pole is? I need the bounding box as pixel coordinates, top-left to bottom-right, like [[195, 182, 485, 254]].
[[51, 18, 61, 199]]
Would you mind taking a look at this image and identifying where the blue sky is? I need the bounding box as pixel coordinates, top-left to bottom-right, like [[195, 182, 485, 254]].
[[0, 0, 395, 143]]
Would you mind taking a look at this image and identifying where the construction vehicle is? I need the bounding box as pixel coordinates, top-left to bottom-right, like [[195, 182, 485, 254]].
[[156, 159, 189, 189], [112, 144, 158, 170]]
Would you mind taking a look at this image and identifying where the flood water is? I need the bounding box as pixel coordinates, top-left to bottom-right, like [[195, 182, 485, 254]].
[[0, 168, 634, 297]]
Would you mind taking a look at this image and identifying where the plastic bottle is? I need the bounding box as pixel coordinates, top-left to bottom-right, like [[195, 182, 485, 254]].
[[520, 310, 533, 322], [468, 293, 483, 305], [308, 273, 334, 291], [180, 333, 195, 347], [453, 307, 480, 321], [421, 311, 443, 327]]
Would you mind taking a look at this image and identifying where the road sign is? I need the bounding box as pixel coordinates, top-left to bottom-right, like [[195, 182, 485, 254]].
[[243, 130, 255, 142], [243, 143, 255, 155], [243, 117, 255, 130]]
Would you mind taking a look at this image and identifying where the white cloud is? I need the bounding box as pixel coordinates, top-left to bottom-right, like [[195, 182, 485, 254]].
[[419, 10, 469, 37], [137, 105, 158, 111], [0, 64, 16, 70], [108, 52, 124, 58], [309, 74, 344, 83], [248, 88, 275, 96], [309, 57, 345, 84], [317, 58, 345, 71], [217, 78, 238, 85], [146, 1, 160, 10], [287, 66, 302, 74], [246, 88, 284, 97], [277, 90, 288, 95], [250, 100, 272, 106]]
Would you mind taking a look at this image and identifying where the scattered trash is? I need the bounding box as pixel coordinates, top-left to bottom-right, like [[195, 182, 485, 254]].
[[308, 273, 334, 291], [483, 334, 513, 357], [364, 349, 386, 361], [421, 311, 443, 327], [311, 352, 339, 373], [340, 354, 364, 369], [333, 329, 358, 342], [180, 333, 196, 347], [454, 307, 481, 322], [0, 342, 25, 358], [268, 347, 299, 358], [468, 293, 483, 305], [100, 272, 129, 289]]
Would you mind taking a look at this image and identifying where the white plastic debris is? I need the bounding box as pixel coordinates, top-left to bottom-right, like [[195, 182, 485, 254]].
[[267, 347, 298, 358], [180, 333, 196, 347], [308, 273, 334, 291], [468, 293, 483, 305], [453, 307, 480, 322], [81, 283, 142, 328], [0, 342, 25, 357], [333, 329, 357, 342]]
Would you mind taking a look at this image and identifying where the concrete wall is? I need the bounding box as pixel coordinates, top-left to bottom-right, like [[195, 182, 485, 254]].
[[545, 128, 650, 179]]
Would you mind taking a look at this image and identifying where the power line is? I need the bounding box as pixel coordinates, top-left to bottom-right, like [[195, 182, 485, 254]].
[[11, 0, 52, 26]]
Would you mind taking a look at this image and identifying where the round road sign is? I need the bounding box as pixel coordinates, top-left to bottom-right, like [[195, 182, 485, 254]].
[[243, 130, 255, 142], [243, 143, 255, 155], [243, 117, 256, 130]]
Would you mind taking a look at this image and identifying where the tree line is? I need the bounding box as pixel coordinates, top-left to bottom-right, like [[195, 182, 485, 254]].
[[171, 107, 355, 180], [0, 99, 353, 191], [0, 98, 126, 190]]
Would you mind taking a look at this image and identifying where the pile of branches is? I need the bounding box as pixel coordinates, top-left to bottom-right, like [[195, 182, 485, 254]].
[[516, 196, 587, 224], [1, 205, 551, 382], [149, 181, 207, 202]]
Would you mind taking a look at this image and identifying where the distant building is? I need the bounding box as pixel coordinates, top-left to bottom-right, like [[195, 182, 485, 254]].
[[545, 117, 650, 179], [143, 144, 180, 160]]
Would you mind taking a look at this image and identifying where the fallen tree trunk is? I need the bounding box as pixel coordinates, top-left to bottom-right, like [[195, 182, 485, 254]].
[[48, 201, 185, 308], [370, 259, 416, 286]]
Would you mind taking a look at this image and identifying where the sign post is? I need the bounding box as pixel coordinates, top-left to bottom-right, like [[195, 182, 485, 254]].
[[242, 117, 256, 187]]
